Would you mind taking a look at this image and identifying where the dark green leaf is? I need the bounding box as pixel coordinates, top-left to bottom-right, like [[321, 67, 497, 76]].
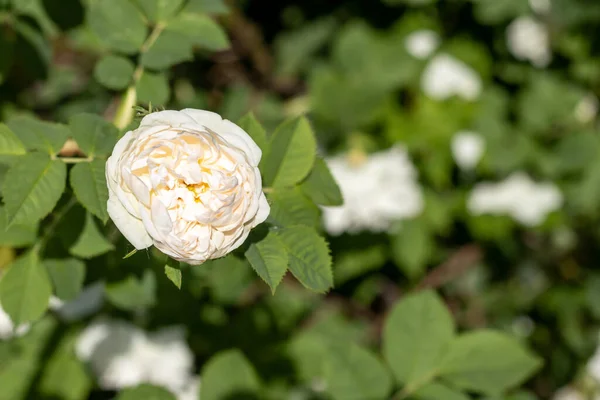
[[300, 157, 343, 206], [44, 259, 86, 301], [165, 12, 230, 51], [6, 116, 69, 155], [141, 31, 194, 70], [116, 384, 176, 400], [94, 55, 135, 90], [70, 159, 110, 223], [164, 260, 182, 290], [136, 71, 170, 105], [238, 112, 268, 152], [0, 124, 26, 156], [105, 271, 156, 311], [184, 0, 229, 14], [201, 349, 261, 400], [69, 212, 114, 259], [3, 153, 66, 226], [0, 251, 52, 325], [134, 0, 185, 22], [413, 382, 470, 400], [0, 205, 38, 247], [277, 226, 333, 293], [88, 0, 147, 54], [245, 231, 289, 294], [391, 220, 434, 279], [69, 113, 118, 157]]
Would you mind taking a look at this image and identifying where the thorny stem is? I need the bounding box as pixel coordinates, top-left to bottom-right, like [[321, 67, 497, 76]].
[[113, 22, 165, 130]]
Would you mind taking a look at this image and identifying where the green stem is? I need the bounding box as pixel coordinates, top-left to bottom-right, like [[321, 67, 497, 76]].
[[112, 22, 165, 130]]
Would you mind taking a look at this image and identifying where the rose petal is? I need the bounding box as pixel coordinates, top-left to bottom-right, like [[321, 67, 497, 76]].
[[107, 191, 152, 250]]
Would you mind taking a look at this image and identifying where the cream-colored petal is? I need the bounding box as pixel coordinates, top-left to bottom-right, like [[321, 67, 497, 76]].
[[252, 193, 270, 227], [107, 192, 153, 250], [180, 109, 223, 131], [140, 110, 196, 129]]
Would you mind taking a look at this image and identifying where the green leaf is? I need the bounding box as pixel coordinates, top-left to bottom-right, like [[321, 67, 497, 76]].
[[413, 382, 470, 400], [70, 159, 110, 223], [382, 290, 455, 387], [0, 251, 52, 325], [201, 349, 261, 400], [300, 157, 343, 206], [136, 71, 170, 105], [277, 226, 333, 293], [245, 231, 289, 294], [88, 0, 147, 54], [105, 271, 156, 311], [44, 259, 86, 301], [0, 206, 38, 247], [69, 113, 118, 157], [141, 30, 194, 70], [238, 112, 268, 152], [164, 261, 182, 290], [39, 333, 92, 400], [439, 330, 542, 395], [184, 0, 229, 14], [0, 124, 26, 156], [324, 342, 393, 400], [391, 220, 434, 279], [134, 0, 185, 22], [268, 187, 320, 228], [94, 55, 135, 90], [2, 153, 66, 227], [69, 212, 114, 259], [165, 13, 230, 50], [6, 116, 69, 155], [263, 117, 317, 188], [0, 31, 14, 85], [116, 384, 176, 400], [199, 255, 254, 305]]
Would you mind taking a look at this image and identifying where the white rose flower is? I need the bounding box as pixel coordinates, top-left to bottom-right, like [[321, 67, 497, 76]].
[[106, 109, 270, 265], [451, 131, 485, 170], [467, 172, 563, 226], [506, 17, 551, 68], [323, 146, 423, 235], [421, 54, 482, 101], [404, 30, 440, 60], [0, 301, 30, 340]]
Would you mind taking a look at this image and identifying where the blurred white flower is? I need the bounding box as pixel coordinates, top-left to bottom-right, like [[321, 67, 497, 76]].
[[552, 387, 586, 400], [76, 319, 195, 396], [575, 94, 599, 124], [421, 54, 482, 101], [405, 30, 440, 60], [323, 146, 423, 235], [0, 302, 30, 340], [451, 131, 485, 170], [506, 17, 551, 68], [49, 282, 104, 322], [467, 172, 563, 226], [529, 0, 551, 14], [588, 347, 600, 383]]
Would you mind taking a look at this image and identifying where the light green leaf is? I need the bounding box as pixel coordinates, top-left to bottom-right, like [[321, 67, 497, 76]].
[[184, 0, 229, 14], [0, 251, 52, 325], [263, 117, 317, 188], [391, 220, 433, 279], [70, 159, 110, 223], [0, 205, 38, 247], [44, 259, 86, 301], [382, 290, 455, 387], [268, 187, 320, 228], [277, 226, 333, 293], [324, 342, 393, 400], [439, 330, 542, 395], [116, 384, 176, 400], [201, 349, 261, 400], [164, 261, 182, 290], [105, 271, 156, 311], [6, 116, 69, 155], [2, 153, 66, 227], [69, 113, 118, 157], [238, 112, 268, 152], [87, 0, 147, 54], [94, 55, 135, 90], [136, 71, 170, 105], [141, 31, 194, 70], [69, 212, 114, 259], [413, 382, 470, 400], [165, 12, 230, 50], [134, 0, 185, 22], [39, 333, 92, 400], [0, 124, 26, 156], [245, 231, 289, 294], [300, 157, 343, 206]]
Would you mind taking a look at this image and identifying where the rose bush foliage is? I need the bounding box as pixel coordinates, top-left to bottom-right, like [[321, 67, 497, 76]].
[[0, 0, 598, 399]]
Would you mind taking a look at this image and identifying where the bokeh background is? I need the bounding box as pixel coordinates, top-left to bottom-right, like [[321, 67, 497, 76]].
[[1, 0, 600, 399]]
